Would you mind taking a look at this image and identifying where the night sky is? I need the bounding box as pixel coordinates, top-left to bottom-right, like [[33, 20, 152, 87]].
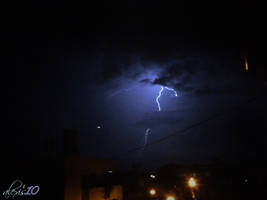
[[3, 2, 267, 169]]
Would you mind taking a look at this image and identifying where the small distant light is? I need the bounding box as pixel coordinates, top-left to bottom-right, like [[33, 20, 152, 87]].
[[166, 195, 175, 200], [245, 58, 248, 71], [150, 174, 156, 179], [149, 188, 156, 196], [108, 170, 113, 173], [244, 179, 248, 183], [97, 126, 101, 129]]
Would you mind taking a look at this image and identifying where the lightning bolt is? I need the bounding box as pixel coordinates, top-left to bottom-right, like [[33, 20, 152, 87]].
[[144, 128, 151, 146], [164, 86, 178, 97], [156, 86, 178, 111], [135, 128, 151, 160], [156, 86, 164, 111]]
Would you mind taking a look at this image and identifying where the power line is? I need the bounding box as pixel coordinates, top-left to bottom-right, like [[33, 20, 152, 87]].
[[116, 93, 266, 158]]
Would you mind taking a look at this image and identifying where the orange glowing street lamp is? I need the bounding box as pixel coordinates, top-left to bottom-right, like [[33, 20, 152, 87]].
[[187, 177, 198, 200], [244, 57, 249, 71], [166, 195, 175, 200], [188, 177, 197, 188], [149, 188, 157, 196]]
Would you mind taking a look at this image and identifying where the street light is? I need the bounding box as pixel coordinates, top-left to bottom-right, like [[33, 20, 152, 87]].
[[166, 195, 175, 200], [149, 188, 156, 196], [187, 177, 197, 200], [188, 177, 197, 188]]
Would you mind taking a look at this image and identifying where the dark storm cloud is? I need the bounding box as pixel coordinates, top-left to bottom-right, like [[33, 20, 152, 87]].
[[94, 42, 249, 97]]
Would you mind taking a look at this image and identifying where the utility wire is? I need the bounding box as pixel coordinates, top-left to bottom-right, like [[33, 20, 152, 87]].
[[116, 93, 266, 158]]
